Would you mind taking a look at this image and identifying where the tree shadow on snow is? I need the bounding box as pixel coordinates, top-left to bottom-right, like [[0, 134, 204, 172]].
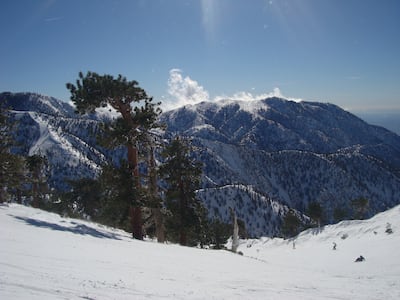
[[12, 215, 122, 240]]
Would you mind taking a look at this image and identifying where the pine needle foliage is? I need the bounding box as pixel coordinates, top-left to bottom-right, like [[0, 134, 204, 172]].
[[159, 136, 204, 246]]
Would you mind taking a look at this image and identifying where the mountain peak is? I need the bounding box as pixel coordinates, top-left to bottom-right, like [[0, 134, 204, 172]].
[[0, 92, 75, 117], [161, 96, 400, 154]]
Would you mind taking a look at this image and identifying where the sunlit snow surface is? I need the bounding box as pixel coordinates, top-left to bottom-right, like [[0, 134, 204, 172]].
[[1, 203, 399, 299]]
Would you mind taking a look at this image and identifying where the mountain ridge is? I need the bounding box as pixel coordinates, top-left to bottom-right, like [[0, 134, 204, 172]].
[[2, 92, 400, 237], [161, 96, 400, 231]]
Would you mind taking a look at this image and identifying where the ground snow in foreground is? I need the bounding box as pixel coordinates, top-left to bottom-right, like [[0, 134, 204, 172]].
[[1, 203, 399, 299]]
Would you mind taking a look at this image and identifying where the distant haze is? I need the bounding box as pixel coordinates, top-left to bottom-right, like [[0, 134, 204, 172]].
[[354, 110, 400, 135]]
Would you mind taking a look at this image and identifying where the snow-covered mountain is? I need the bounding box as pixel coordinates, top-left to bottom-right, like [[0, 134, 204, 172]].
[[161, 98, 400, 232], [2, 92, 400, 237], [1, 203, 399, 299], [1, 92, 115, 189]]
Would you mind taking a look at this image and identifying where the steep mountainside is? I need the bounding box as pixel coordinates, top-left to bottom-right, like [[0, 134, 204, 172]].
[[161, 98, 400, 167], [2, 92, 400, 237], [1, 92, 111, 189], [161, 98, 400, 229]]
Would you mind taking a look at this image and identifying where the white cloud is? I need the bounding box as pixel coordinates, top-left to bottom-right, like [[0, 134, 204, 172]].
[[215, 87, 302, 103], [165, 69, 210, 110], [163, 69, 301, 111]]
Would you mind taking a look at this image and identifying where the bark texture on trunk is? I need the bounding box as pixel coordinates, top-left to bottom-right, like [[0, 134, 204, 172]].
[[130, 206, 143, 240], [128, 144, 143, 240]]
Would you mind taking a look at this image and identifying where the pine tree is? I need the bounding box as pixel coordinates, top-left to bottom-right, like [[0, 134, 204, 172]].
[[97, 162, 136, 230], [351, 197, 369, 220], [159, 136, 204, 246], [66, 72, 161, 239], [0, 104, 25, 203], [148, 147, 166, 243], [333, 205, 348, 222], [137, 113, 166, 243], [25, 154, 49, 208], [208, 218, 231, 249], [282, 209, 302, 238], [307, 201, 323, 229], [62, 177, 102, 218], [140, 140, 166, 243]]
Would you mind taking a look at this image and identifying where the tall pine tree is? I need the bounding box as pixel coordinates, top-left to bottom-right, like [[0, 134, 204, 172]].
[[67, 71, 161, 239], [0, 104, 25, 203], [159, 137, 204, 246]]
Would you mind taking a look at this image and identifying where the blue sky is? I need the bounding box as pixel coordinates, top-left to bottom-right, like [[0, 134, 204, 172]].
[[1, 0, 399, 111]]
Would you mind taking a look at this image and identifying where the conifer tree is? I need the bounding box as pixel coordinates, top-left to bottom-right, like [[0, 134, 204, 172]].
[[63, 177, 102, 218], [208, 218, 231, 249], [351, 197, 369, 220], [26, 154, 49, 208], [136, 112, 165, 242], [97, 162, 135, 230], [333, 205, 347, 222], [0, 104, 25, 203], [307, 201, 323, 229], [282, 209, 301, 238], [66, 71, 161, 239], [147, 145, 166, 243], [159, 136, 203, 246]]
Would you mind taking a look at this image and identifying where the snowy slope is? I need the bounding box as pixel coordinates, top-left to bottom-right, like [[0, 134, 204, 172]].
[[1, 203, 399, 299], [197, 184, 306, 237], [1, 92, 116, 190]]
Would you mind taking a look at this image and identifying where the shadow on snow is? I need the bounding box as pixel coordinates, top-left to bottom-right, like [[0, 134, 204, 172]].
[[12, 215, 122, 240]]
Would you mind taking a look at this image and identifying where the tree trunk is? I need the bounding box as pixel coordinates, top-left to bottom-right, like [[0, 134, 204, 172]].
[[153, 207, 166, 243], [31, 180, 39, 208], [179, 180, 187, 246], [128, 145, 143, 240], [148, 146, 165, 243], [130, 206, 143, 240], [179, 229, 187, 246]]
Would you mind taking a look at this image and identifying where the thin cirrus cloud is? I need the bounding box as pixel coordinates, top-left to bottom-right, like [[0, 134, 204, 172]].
[[164, 69, 301, 111], [44, 16, 63, 22]]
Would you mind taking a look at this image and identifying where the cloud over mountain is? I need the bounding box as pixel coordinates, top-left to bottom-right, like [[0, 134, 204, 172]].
[[166, 69, 210, 110], [165, 69, 300, 111]]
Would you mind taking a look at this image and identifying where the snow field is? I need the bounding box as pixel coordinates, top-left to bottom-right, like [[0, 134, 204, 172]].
[[1, 203, 399, 299]]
